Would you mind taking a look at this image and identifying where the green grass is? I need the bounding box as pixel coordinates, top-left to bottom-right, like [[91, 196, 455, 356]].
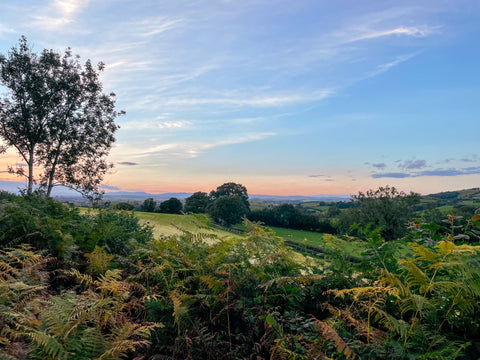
[[265, 226, 368, 258], [437, 205, 455, 213], [135, 212, 237, 239]]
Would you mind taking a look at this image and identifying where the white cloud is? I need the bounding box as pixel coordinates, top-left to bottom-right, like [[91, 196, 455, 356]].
[[29, 0, 93, 31], [362, 53, 417, 79], [343, 25, 440, 43], [53, 0, 91, 16], [127, 17, 184, 37], [0, 24, 16, 35], [112, 132, 276, 161], [160, 90, 333, 108], [121, 120, 193, 130]]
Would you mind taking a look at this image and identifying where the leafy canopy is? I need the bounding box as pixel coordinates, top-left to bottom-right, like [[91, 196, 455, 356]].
[[338, 185, 420, 240], [0, 36, 122, 200]]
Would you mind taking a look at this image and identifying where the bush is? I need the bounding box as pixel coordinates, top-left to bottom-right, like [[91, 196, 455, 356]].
[[337, 185, 420, 240], [0, 193, 152, 257]]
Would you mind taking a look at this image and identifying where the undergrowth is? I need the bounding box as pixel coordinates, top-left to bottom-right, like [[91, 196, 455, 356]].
[[0, 192, 479, 359]]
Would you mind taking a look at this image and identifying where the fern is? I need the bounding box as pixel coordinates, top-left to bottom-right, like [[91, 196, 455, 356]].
[[310, 317, 357, 360]]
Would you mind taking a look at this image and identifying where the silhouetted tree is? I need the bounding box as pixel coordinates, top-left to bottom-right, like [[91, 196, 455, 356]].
[[211, 195, 248, 226], [210, 182, 250, 210], [0, 36, 122, 200], [141, 198, 156, 212], [159, 197, 183, 214], [184, 192, 211, 213], [114, 202, 135, 211]]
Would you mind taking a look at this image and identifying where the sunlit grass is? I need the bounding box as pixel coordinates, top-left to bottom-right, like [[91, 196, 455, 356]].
[[135, 211, 238, 239]]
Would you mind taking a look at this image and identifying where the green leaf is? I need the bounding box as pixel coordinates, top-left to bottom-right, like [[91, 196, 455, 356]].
[[266, 313, 276, 326]]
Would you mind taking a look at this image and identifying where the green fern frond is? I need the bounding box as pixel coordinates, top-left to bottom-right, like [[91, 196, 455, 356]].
[[410, 243, 440, 263], [437, 241, 479, 256], [398, 259, 428, 289], [372, 307, 410, 339], [27, 329, 67, 359]]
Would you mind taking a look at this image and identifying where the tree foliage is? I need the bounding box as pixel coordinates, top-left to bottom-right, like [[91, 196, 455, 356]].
[[114, 202, 135, 211], [184, 191, 211, 213], [0, 36, 122, 200], [158, 197, 183, 214], [337, 185, 420, 240], [249, 203, 336, 233], [210, 182, 250, 210], [141, 197, 156, 212], [211, 195, 248, 225]]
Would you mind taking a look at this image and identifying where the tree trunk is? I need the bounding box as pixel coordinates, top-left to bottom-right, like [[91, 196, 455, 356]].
[[27, 148, 34, 195], [46, 140, 63, 197]]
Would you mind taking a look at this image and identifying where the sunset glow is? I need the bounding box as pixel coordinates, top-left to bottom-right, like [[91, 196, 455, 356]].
[[1, 1, 479, 196]]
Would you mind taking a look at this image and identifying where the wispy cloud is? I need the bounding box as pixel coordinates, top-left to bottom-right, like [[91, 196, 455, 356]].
[[114, 132, 276, 161], [461, 155, 479, 163], [161, 90, 333, 108], [125, 16, 184, 37], [117, 162, 139, 166], [372, 172, 412, 179], [0, 24, 16, 35], [31, 0, 92, 31], [121, 120, 193, 130], [343, 25, 439, 43], [370, 163, 387, 169], [372, 167, 480, 178], [53, 0, 91, 16], [399, 159, 427, 169], [363, 54, 417, 79]]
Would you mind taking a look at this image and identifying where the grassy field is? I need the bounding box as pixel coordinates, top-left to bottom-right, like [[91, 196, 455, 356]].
[[81, 208, 410, 259], [267, 226, 370, 257], [135, 211, 237, 239]]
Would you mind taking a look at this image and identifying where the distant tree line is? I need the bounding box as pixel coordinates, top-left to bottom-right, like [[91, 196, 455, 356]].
[[248, 203, 336, 233], [139, 197, 183, 214], [117, 183, 427, 241]]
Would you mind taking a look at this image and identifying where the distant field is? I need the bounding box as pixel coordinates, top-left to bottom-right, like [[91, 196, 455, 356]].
[[135, 212, 237, 239], [267, 226, 369, 257]]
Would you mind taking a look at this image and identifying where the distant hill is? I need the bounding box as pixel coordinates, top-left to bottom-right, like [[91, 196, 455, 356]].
[[0, 180, 350, 203], [1, 179, 479, 208], [418, 188, 480, 210]]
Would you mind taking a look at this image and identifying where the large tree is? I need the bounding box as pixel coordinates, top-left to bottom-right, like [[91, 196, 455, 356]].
[[141, 198, 157, 212], [158, 197, 183, 214], [0, 37, 122, 199], [211, 195, 248, 226], [184, 191, 211, 213], [210, 182, 250, 210]]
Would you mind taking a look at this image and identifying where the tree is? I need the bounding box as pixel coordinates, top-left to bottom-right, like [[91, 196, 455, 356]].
[[141, 198, 156, 212], [211, 195, 248, 226], [337, 185, 420, 240], [114, 202, 135, 211], [159, 197, 183, 214], [210, 182, 250, 210], [184, 192, 211, 213], [0, 36, 122, 199]]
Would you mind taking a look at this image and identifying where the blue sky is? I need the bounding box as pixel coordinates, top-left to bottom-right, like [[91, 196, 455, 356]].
[[0, 0, 479, 195]]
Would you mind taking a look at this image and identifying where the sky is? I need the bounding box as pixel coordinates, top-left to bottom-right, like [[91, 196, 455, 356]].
[[0, 0, 480, 196]]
